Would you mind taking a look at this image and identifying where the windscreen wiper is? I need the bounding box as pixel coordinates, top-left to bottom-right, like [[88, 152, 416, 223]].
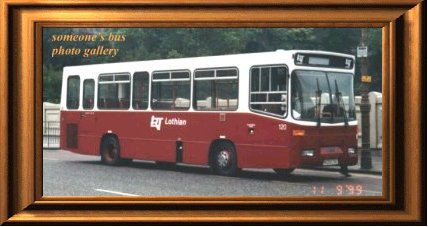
[[334, 79, 348, 127], [316, 78, 322, 127]]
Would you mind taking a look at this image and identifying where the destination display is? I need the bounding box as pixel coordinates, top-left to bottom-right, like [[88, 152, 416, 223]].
[[294, 53, 354, 69]]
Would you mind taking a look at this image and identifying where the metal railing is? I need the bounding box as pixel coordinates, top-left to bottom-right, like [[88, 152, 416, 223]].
[[43, 121, 60, 149]]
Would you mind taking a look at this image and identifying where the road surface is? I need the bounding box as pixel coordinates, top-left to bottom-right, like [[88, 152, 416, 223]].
[[43, 149, 382, 196]]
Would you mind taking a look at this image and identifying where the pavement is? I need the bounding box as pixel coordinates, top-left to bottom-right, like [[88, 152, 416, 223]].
[[312, 149, 382, 175]]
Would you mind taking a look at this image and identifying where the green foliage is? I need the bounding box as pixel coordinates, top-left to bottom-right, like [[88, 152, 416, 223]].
[[368, 29, 382, 92], [43, 28, 382, 103], [43, 64, 62, 103]]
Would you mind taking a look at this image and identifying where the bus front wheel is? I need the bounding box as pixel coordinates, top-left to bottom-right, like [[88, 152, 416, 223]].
[[274, 168, 295, 177], [211, 142, 238, 176], [101, 136, 121, 165]]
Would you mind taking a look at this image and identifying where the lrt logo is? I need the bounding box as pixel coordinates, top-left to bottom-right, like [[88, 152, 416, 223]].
[[345, 59, 352, 68], [150, 115, 164, 131], [296, 54, 304, 64]]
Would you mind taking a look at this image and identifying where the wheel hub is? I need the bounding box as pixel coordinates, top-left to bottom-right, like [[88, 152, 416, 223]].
[[217, 150, 230, 168]]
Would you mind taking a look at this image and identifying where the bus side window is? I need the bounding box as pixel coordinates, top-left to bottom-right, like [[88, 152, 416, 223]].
[[132, 72, 149, 110], [151, 70, 190, 110], [193, 68, 238, 111], [98, 73, 130, 110], [66, 75, 80, 109], [83, 79, 94, 110]]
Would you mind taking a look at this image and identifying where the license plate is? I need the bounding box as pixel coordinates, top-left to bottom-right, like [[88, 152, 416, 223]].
[[323, 159, 339, 166]]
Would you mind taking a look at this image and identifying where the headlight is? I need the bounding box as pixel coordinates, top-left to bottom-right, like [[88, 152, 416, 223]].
[[347, 147, 356, 154], [301, 149, 315, 157]]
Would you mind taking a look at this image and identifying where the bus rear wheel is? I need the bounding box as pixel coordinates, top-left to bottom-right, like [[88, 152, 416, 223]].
[[274, 168, 295, 177], [211, 142, 238, 176], [101, 136, 121, 165]]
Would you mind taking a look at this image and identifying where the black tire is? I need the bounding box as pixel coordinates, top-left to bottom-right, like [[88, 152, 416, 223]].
[[100, 136, 121, 165], [211, 142, 238, 176], [274, 168, 295, 177]]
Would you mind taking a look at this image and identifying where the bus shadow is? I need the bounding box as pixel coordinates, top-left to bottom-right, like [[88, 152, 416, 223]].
[[77, 160, 342, 183], [237, 170, 340, 183]]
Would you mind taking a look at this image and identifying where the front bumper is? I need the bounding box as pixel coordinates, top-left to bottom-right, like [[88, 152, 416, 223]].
[[298, 146, 358, 167]]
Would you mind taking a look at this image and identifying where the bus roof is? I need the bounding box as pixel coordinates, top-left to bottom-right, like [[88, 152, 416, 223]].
[[63, 50, 355, 76], [64, 49, 355, 69]]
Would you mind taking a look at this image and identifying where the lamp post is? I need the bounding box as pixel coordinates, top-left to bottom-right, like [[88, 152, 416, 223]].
[[359, 28, 372, 169]]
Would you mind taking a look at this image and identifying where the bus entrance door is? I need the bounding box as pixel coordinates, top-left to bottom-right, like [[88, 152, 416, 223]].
[[78, 111, 97, 154]]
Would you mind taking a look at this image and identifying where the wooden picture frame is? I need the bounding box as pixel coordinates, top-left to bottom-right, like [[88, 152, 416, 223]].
[[0, 0, 425, 224]]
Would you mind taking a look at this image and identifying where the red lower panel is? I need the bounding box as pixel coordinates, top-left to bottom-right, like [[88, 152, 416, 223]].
[[60, 110, 358, 169], [182, 141, 210, 165], [236, 144, 293, 168]]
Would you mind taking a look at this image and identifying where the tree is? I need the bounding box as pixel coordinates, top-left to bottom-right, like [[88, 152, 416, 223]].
[[368, 28, 382, 92], [43, 64, 62, 103]]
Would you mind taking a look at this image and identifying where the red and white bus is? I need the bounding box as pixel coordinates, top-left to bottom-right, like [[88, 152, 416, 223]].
[[60, 50, 358, 176]]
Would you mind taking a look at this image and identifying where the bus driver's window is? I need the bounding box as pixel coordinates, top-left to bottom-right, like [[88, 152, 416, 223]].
[[249, 65, 287, 117]]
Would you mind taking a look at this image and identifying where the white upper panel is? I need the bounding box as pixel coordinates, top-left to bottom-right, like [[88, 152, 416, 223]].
[[59, 50, 356, 127]]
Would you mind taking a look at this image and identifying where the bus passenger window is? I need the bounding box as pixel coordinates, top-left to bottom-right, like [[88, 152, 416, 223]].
[[193, 68, 238, 111], [66, 76, 80, 109], [98, 73, 130, 110], [249, 65, 288, 117], [132, 72, 149, 110], [151, 70, 190, 110], [83, 79, 94, 110]]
